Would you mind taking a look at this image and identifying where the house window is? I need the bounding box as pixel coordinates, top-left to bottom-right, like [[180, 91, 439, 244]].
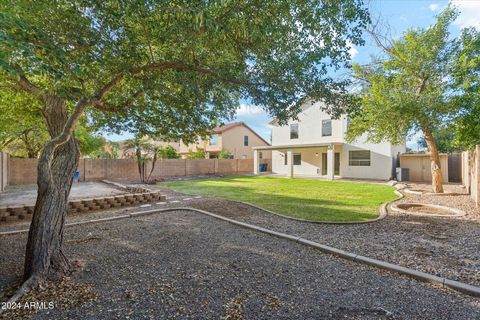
[[242, 154, 247, 159], [259, 152, 263, 159], [290, 124, 299, 139], [349, 150, 371, 166], [243, 135, 249, 146], [284, 153, 288, 165], [322, 119, 332, 136], [293, 154, 301, 165], [209, 134, 218, 146]]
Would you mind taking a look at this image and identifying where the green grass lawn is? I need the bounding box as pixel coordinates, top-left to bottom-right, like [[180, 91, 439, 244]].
[[158, 176, 397, 222]]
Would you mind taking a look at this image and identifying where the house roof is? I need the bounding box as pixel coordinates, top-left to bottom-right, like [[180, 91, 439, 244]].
[[253, 142, 343, 150], [213, 122, 270, 146]]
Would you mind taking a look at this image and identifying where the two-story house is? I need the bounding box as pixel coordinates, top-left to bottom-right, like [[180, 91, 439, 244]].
[[253, 101, 405, 180], [179, 122, 272, 160]]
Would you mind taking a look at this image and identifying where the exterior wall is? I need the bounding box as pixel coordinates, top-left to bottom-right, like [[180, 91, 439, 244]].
[[177, 123, 271, 159], [271, 105, 346, 145], [271, 143, 398, 180], [0, 153, 8, 192], [269, 101, 405, 180], [220, 125, 271, 159], [341, 141, 400, 180], [400, 154, 449, 183], [7, 158, 271, 185]]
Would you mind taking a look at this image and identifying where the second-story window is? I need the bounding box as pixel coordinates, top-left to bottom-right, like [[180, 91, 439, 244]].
[[243, 135, 249, 146], [322, 120, 332, 136], [290, 124, 299, 139], [209, 134, 218, 146]]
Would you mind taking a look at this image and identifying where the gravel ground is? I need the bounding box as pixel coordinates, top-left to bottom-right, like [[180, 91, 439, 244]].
[[2, 181, 479, 289], [1, 210, 479, 319], [153, 185, 480, 288]]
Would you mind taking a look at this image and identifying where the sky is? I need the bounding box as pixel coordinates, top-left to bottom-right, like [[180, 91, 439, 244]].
[[107, 0, 480, 148]]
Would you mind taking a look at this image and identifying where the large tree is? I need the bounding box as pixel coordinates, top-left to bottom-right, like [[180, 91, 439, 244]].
[[0, 0, 369, 287], [347, 8, 462, 193]]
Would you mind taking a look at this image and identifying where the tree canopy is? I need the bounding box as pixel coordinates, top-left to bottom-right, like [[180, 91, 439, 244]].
[[451, 28, 480, 150], [1, 0, 370, 137]]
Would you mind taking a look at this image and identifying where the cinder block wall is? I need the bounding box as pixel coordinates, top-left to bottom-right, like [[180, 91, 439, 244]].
[[462, 146, 480, 207], [0, 153, 8, 192], [7, 158, 272, 185]]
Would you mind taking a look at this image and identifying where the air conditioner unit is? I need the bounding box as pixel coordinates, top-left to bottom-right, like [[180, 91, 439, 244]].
[[396, 167, 409, 182]]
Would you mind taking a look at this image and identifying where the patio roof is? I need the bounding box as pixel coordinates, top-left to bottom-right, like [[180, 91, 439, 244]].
[[253, 142, 343, 150]]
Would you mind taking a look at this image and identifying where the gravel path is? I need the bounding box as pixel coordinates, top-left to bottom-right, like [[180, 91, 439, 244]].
[[1, 210, 479, 319]]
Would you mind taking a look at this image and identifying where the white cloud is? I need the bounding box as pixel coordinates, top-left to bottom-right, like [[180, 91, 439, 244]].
[[349, 45, 359, 59], [451, 0, 480, 29], [346, 40, 359, 59], [235, 104, 264, 116], [429, 3, 439, 11]]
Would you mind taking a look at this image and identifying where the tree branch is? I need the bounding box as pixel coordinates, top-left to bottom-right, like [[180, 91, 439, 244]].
[[93, 90, 144, 112], [15, 67, 43, 99], [93, 61, 248, 106]]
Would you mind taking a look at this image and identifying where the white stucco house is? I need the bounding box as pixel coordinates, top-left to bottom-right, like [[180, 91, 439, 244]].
[[253, 101, 405, 180]]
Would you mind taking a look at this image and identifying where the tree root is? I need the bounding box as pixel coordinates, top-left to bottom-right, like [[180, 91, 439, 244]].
[[0, 275, 40, 315]]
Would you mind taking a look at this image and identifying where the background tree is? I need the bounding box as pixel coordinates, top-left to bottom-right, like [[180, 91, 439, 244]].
[[0, 86, 48, 157], [451, 28, 480, 150], [0, 0, 369, 289], [347, 8, 461, 193], [187, 148, 207, 159], [219, 148, 233, 159], [74, 124, 106, 158], [158, 146, 179, 160], [416, 125, 457, 153]]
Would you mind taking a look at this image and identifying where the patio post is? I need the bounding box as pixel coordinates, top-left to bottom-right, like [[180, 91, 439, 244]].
[[287, 149, 293, 178], [327, 144, 334, 180], [253, 149, 259, 175]]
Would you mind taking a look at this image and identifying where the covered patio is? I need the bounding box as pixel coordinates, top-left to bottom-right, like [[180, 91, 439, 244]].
[[253, 143, 344, 180]]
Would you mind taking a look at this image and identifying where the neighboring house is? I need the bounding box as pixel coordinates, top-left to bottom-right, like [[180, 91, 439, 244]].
[[179, 122, 271, 160], [253, 101, 405, 180]]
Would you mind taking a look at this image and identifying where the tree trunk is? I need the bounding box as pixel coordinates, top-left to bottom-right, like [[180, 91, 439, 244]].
[[423, 127, 444, 193], [24, 96, 80, 280]]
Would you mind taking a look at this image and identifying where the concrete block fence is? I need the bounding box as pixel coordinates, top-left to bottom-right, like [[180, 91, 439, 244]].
[[4, 157, 271, 186], [0, 153, 7, 192], [0, 190, 166, 223], [462, 145, 480, 207]]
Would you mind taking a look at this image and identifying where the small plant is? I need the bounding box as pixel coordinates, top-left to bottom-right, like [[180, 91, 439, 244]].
[[218, 148, 233, 159]]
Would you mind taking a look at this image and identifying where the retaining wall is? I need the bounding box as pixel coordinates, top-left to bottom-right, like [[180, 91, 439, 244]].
[[7, 158, 271, 185]]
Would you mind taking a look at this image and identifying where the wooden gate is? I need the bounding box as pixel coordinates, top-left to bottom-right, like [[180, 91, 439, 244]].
[[448, 153, 462, 183]]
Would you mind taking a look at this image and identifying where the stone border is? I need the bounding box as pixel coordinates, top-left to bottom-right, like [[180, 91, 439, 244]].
[[403, 188, 464, 196], [390, 202, 466, 218], [1, 206, 479, 297], [0, 191, 166, 224]]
